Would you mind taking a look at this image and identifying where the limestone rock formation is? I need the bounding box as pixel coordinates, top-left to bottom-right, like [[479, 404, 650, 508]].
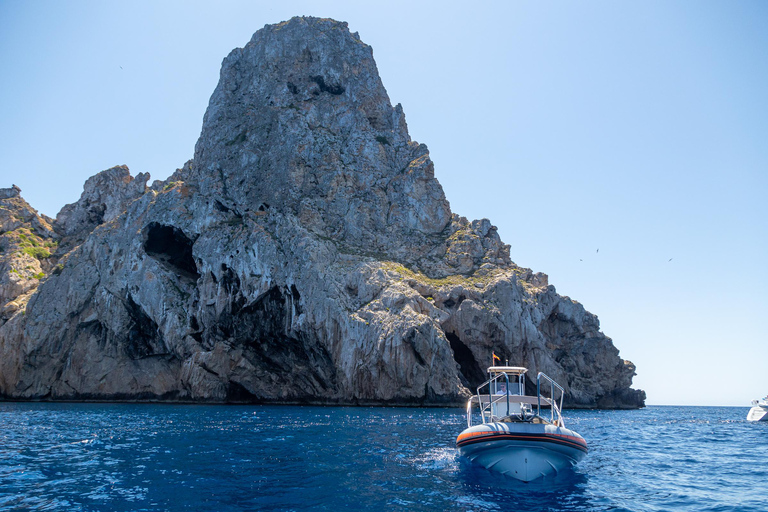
[[0, 17, 645, 408]]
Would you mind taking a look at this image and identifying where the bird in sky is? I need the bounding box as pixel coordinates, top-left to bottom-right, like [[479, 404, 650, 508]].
[[596, 248, 599, 253], [668, 258, 673, 262]]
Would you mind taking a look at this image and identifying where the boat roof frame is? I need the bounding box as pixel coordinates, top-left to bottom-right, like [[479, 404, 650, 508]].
[[487, 366, 528, 376]]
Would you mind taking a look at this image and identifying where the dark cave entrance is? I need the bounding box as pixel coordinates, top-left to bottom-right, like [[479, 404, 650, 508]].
[[446, 331, 486, 390], [124, 295, 165, 359], [142, 222, 200, 280], [203, 281, 336, 403]]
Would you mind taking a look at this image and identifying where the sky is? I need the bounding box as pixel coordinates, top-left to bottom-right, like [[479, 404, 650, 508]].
[[0, 0, 766, 406]]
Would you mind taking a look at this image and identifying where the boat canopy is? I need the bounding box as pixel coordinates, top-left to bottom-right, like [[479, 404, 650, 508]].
[[487, 366, 528, 375]]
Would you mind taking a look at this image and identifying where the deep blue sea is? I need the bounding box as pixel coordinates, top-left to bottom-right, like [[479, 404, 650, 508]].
[[0, 404, 765, 511]]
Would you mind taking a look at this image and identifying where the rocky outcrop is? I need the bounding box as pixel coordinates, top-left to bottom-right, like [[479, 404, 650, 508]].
[[0, 17, 644, 408], [0, 185, 22, 200], [54, 165, 150, 252], [0, 188, 58, 325]]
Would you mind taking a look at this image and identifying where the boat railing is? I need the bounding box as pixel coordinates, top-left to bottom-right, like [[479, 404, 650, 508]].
[[472, 372, 511, 425], [537, 372, 564, 427], [466, 370, 566, 427], [467, 372, 563, 427], [466, 394, 554, 425]]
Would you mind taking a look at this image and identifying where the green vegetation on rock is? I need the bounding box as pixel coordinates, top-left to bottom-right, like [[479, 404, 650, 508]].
[[23, 246, 51, 259], [380, 261, 502, 288], [8, 228, 57, 260]]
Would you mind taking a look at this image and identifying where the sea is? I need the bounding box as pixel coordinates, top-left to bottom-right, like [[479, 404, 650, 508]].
[[0, 403, 765, 511]]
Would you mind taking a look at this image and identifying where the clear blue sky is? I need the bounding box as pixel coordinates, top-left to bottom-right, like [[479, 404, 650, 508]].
[[1, 0, 766, 406]]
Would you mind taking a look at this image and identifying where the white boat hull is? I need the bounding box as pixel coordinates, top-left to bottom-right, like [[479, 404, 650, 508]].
[[457, 422, 587, 482], [747, 406, 768, 422]]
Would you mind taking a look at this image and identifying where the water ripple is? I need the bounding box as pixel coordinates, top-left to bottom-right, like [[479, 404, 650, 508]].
[[0, 404, 763, 511]]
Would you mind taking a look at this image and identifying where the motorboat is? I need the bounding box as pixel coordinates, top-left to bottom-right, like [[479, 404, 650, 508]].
[[747, 396, 768, 422], [456, 366, 587, 482]]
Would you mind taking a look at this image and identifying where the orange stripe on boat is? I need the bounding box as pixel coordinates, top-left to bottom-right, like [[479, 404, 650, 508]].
[[456, 430, 588, 450]]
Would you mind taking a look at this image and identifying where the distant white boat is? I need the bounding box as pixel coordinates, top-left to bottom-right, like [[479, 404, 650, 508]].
[[747, 397, 768, 422], [456, 366, 587, 482]]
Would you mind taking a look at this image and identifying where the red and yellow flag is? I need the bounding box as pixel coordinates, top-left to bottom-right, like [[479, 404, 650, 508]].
[[492, 352, 501, 363]]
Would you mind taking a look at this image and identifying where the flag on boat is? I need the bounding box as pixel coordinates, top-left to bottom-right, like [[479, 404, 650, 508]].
[[492, 352, 501, 364]]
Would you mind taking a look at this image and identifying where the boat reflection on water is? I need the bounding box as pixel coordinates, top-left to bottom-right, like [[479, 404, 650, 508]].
[[456, 366, 588, 482]]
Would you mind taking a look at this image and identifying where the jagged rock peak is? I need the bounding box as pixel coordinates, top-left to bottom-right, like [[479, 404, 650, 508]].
[[191, 16, 452, 251], [0, 185, 21, 199], [54, 165, 149, 248]]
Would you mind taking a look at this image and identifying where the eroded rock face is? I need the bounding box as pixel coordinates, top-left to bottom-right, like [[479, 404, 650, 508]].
[[189, 18, 457, 267], [0, 17, 644, 408]]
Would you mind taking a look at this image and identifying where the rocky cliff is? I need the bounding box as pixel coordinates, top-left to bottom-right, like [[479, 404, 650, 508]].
[[0, 17, 644, 408]]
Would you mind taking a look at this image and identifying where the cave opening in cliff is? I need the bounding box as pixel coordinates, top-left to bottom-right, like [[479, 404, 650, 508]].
[[205, 285, 337, 402], [124, 295, 166, 359], [310, 75, 345, 95], [142, 222, 200, 280], [446, 331, 486, 389]]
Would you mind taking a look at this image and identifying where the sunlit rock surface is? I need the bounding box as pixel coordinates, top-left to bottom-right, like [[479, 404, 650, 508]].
[[0, 17, 644, 408]]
